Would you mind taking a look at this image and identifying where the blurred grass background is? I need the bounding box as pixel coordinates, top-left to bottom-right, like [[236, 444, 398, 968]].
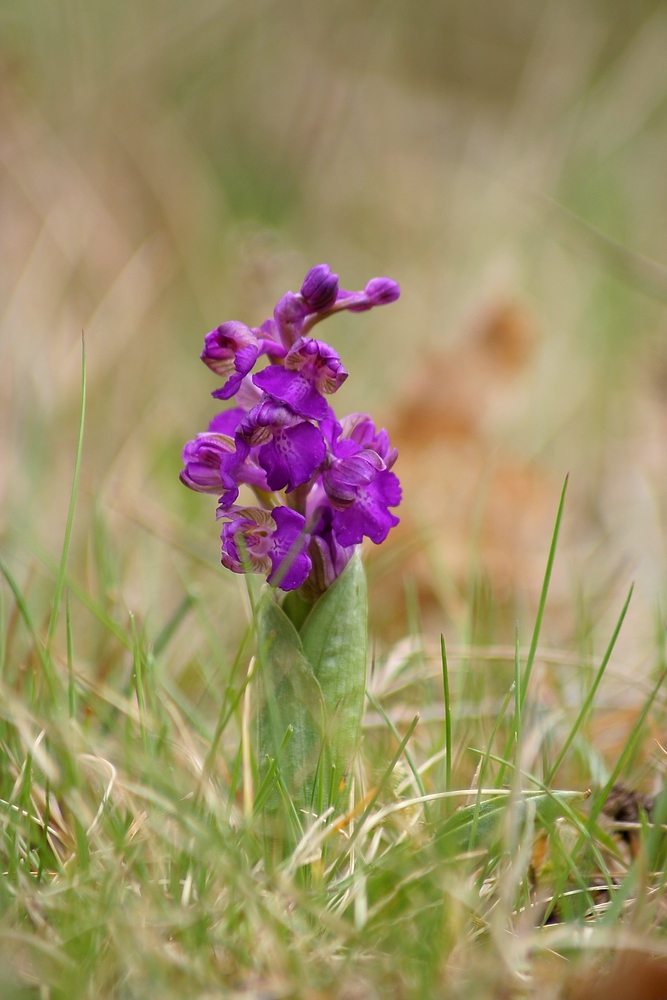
[[2, 0, 667, 669]]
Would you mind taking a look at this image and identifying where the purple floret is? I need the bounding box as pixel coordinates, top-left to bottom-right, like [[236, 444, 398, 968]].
[[180, 434, 230, 493], [179, 408, 245, 493], [219, 505, 311, 591], [202, 322, 259, 400], [207, 408, 245, 435], [320, 412, 401, 546], [225, 398, 326, 495], [331, 469, 401, 546], [253, 337, 347, 421]]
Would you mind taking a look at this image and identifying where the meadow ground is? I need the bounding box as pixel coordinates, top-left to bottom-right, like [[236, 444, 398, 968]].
[[3, 1, 667, 996]]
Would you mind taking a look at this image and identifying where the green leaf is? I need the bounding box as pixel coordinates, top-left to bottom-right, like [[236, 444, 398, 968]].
[[256, 589, 324, 811], [281, 589, 312, 632], [300, 549, 367, 800]]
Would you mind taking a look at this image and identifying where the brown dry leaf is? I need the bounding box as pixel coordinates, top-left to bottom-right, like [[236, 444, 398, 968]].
[[369, 298, 559, 636], [564, 950, 667, 1000]]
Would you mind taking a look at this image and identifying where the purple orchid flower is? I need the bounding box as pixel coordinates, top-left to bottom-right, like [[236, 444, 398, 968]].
[[252, 338, 348, 421], [222, 398, 326, 497], [179, 409, 244, 493], [337, 412, 398, 468], [320, 413, 401, 546], [220, 506, 312, 591], [201, 322, 260, 400], [270, 265, 398, 346], [202, 320, 285, 401], [180, 408, 270, 507], [335, 277, 401, 313], [329, 469, 401, 547]]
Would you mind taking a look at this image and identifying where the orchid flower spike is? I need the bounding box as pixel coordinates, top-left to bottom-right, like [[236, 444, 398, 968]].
[[181, 264, 402, 597]]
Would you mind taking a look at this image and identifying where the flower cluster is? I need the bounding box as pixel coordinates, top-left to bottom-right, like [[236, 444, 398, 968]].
[[180, 264, 402, 596]]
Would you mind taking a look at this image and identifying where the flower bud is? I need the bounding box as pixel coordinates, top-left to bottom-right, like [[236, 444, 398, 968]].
[[300, 264, 339, 312], [273, 292, 308, 348], [364, 277, 400, 306]]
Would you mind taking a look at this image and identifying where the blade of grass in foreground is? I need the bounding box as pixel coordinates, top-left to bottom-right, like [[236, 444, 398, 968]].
[[540, 667, 666, 924], [497, 475, 568, 779], [66, 589, 75, 719], [514, 622, 522, 758], [0, 556, 58, 698], [333, 714, 420, 869], [366, 689, 427, 805], [469, 682, 515, 848], [546, 583, 634, 783], [46, 333, 86, 655], [153, 592, 195, 657], [587, 666, 667, 829], [473, 748, 613, 889], [0, 580, 5, 680], [441, 634, 452, 793], [521, 473, 568, 702]]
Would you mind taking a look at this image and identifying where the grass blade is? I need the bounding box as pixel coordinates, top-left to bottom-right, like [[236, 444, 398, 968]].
[[66, 589, 75, 719], [46, 334, 86, 655], [153, 592, 194, 657], [521, 473, 568, 701], [546, 583, 634, 783], [441, 634, 452, 793], [0, 556, 58, 698], [587, 667, 667, 829], [470, 682, 515, 846], [514, 621, 521, 756], [337, 714, 420, 865], [366, 688, 427, 814]]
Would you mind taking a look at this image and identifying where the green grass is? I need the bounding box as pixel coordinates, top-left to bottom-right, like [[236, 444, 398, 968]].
[[1, 484, 667, 1000]]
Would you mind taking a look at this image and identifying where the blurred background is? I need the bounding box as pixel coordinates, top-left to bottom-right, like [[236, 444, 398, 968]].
[[2, 0, 667, 691]]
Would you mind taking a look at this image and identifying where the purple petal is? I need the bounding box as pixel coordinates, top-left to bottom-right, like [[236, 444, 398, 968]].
[[267, 506, 312, 591], [252, 366, 329, 421], [201, 322, 259, 398], [180, 431, 235, 493], [220, 507, 275, 576], [323, 452, 385, 507], [259, 421, 326, 492], [208, 408, 245, 435], [216, 433, 271, 509], [235, 375, 264, 411], [211, 343, 259, 400], [284, 337, 348, 395], [304, 504, 355, 596], [331, 470, 401, 546], [338, 413, 398, 468], [254, 318, 287, 360]]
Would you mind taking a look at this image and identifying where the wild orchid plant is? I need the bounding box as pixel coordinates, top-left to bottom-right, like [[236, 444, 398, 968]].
[[181, 264, 402, 812]]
